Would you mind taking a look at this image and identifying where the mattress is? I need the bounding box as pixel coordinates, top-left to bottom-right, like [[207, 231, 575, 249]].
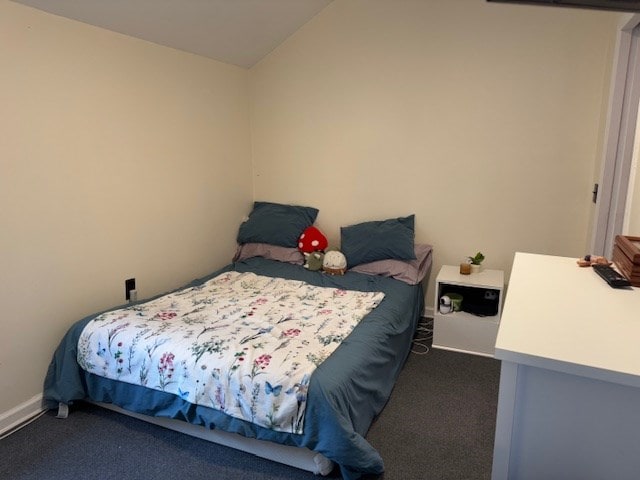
[[43, 256, 424, 479]]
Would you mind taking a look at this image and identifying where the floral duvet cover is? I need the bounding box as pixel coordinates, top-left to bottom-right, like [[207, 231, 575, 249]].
[[44, 257, 425, 480], [77, 271, 384, 434]]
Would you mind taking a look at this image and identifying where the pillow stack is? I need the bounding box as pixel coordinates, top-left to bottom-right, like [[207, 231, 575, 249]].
[[237, 201, 319, 247], [234, 204, 432, 285], [340, 215, 416, 268], [341, 214, 432, 285], [234, 201, 318, 265]]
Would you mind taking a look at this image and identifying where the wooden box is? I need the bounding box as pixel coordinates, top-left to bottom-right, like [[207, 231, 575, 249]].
[[613, 235, 640, 287]]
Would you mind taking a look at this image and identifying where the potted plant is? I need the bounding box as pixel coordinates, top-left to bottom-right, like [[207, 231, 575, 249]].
[[468, 252, 485, 273]]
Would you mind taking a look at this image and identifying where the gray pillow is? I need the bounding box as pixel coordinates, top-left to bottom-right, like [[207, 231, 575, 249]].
[[233, 243, 304, 265], [341, 215, 416, 268], [350, 244, 433, 285], [237, 201, 319, 248]]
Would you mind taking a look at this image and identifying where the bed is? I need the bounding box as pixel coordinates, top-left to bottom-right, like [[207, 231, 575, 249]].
[[43, 203, 432, 479]]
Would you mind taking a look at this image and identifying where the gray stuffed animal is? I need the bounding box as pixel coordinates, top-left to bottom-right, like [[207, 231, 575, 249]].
[[303, 251, 325, 271]]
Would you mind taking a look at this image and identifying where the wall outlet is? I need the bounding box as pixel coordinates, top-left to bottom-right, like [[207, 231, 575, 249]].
[[125, 278, 136, 301]]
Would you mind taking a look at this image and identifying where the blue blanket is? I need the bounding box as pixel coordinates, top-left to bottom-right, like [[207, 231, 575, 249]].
[[43, 257, 424, 479]]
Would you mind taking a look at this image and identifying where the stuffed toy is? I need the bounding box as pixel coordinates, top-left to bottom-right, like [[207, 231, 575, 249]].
[[304, 251, 325, 271], [576, 254, 611, 267], [298, 226, 328, 254], [323, 250, 347, 275]]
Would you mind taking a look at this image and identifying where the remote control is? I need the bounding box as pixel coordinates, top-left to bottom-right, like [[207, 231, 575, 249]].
[[592, 264, 631, 288]]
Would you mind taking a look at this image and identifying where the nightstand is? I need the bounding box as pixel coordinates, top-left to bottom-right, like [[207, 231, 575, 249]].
[[432, 265, 504, 357]]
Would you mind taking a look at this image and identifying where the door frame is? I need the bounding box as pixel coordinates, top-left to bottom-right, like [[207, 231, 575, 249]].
[[591, 15, 640, 256]]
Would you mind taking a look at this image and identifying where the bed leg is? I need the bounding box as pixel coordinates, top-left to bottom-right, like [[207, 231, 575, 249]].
[[312, 453, 334, 476], [56, 403, 69, 419]]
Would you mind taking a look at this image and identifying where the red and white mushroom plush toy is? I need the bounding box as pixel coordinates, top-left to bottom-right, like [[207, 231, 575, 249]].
[[298, 226, 328, 253]]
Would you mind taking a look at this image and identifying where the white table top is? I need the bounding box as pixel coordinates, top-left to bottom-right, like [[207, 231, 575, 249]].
[[495, 252, 640, 388], [437, 265, 504, 289]]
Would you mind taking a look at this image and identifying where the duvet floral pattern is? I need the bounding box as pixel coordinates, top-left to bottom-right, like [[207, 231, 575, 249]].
[[77, 271, 384, 434]]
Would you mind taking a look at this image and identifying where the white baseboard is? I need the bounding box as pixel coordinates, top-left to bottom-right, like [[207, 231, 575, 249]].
[[0, 393, 44, 437], [423, 305, 434, 319]]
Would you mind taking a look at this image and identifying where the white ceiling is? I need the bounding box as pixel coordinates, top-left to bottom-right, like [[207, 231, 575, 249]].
[[11, 0, 333, 68]]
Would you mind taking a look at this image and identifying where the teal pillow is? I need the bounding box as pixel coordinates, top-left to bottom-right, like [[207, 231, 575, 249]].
[[237, 201, 319, 248], [341, 215, 416, 268]]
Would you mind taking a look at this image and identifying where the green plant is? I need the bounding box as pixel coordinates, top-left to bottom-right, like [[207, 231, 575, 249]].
[[468, 252, 485, 265]]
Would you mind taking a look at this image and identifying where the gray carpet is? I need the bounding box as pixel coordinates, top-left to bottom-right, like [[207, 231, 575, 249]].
[[0, 347, 500, 480]]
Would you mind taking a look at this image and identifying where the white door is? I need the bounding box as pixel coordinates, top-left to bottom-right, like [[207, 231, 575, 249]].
[[623, 105, 640, 234]]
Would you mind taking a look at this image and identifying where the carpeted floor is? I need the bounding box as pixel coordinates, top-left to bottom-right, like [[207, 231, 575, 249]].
[[0, 345, 500, 480]]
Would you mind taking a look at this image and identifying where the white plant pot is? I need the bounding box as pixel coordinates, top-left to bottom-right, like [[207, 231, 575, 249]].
[[470, 264, 482, 274]]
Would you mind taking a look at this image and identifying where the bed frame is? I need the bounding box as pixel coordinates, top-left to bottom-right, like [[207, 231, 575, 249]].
[[92, 402, 334, 475]]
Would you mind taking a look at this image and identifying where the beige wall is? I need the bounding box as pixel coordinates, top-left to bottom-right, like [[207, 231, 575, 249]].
[[0, 1, 252, 415], [250, 0, 619, 301]]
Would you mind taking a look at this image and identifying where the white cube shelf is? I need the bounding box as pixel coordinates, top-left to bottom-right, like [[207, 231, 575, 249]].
[[432, 265, 504, 357]]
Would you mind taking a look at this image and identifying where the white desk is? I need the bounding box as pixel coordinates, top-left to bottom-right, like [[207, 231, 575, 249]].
[[491, 252, 640, 480]]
